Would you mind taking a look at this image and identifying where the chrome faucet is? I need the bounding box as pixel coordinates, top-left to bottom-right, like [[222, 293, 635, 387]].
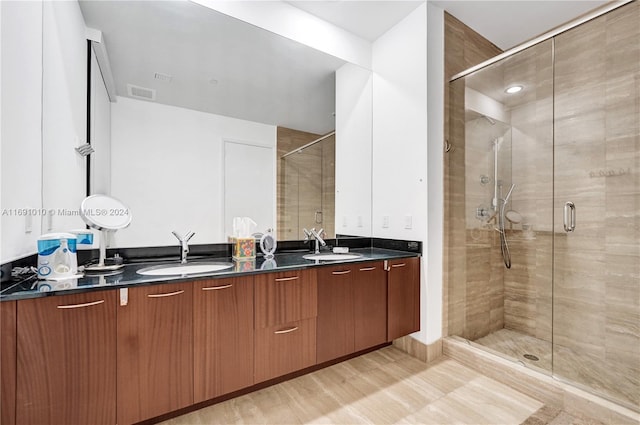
[[172, 230, 195, 264], [303, 228, 326, 254]]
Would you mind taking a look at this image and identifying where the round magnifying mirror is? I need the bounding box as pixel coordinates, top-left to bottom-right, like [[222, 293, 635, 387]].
[[80, 194, 132, 230], [80, 195, 131, 272], [259, 232, 277, 258]]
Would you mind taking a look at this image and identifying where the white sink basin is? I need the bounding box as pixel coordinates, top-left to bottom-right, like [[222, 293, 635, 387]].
[[303, 253, 362, 261], [137, 262, 234, 276]]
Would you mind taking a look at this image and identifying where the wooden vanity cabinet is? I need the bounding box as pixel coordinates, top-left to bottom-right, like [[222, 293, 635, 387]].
[[193, 277, 254, 402], [254, 270, 317, 382], [316, 264, 356, 362], [317, 261, 387, 363], [117, 283, 193, 425], [387, 257, 420, 340], [353, 262, 388, 351], [1, 301, 16, 425], [15, 290, 117, 425]]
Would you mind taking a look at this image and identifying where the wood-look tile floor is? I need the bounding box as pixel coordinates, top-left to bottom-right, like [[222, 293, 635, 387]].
[[159, 346, 595, 425], [474, 329, 639, 408]]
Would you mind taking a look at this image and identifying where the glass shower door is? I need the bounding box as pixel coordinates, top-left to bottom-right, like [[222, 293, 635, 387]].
[[447, 39, 555, 371], [552, 2, 639, 410]]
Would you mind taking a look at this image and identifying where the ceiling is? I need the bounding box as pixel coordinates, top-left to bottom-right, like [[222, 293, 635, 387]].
[[286, 1, 424, 42], [288, 1, 609, 50], [79, 1, 611, 134], [430, 0, 609, 50], [79, 1, 345, 135]]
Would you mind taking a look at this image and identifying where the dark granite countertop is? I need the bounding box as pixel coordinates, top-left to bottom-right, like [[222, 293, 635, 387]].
[[0, 247, 420, 301]]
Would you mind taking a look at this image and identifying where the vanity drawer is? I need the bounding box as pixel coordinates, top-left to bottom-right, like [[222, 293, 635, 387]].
[[254, 269, 317, 328], [254, 317, 316, 383]]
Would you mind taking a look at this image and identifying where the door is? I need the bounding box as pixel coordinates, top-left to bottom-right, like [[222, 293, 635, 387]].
[[316, 265, 355, 363], [193, 277, 254, 402], [353, 262, 387, 351], [224, 140, 274, 237], [1, 301, 16, 425], [552, 2, 640, 408], [16, 291, 116, 425], [387, 257, 420, 340], [117, 283, 193, 424]]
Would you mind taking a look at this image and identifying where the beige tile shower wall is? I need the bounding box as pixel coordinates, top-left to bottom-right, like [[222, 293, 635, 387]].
[[552, 2, 639, 408], [277, 127, 321, 240], [444, 13, 503, 339], [321, 135, 336, 239], [277, 127, 336, 241]]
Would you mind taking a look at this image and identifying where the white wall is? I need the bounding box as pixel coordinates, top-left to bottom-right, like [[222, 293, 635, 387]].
[[110, 97, 276, 248], [41, 0, 87, 233], [0, 1, 43, 263], [335, 63, 373, 237], [371, 2, 442, 345], [426, 2, 445, 345]]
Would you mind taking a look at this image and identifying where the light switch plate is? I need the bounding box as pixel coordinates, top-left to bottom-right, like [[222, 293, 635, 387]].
[[25, 214, 32, 233], [382, 215, 389, 228], [404, 215, 412, 229]]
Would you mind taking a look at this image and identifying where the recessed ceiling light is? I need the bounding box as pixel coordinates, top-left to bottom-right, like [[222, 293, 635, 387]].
[[505, 85, 523, 94]]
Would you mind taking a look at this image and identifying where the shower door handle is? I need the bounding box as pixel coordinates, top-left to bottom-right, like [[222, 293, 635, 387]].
[[563, 201, 576, 232]]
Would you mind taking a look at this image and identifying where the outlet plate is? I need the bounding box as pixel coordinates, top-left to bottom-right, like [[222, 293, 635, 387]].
[[404, 215, 412, 229]]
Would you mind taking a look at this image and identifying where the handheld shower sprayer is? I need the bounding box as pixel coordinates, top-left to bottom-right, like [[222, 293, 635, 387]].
[[498, 183, 516, 269], [504, 183, 515, 205]]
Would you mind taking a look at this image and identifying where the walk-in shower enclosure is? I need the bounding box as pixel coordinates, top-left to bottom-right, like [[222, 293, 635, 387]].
[[447, 1, 639, 411]]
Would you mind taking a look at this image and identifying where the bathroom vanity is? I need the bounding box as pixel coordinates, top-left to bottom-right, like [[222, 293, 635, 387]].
[[0, 249, 420, 425]]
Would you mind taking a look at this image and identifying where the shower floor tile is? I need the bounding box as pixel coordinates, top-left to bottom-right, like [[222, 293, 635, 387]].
[[474, 328, 639, 410], [474, 328, 552, 372]]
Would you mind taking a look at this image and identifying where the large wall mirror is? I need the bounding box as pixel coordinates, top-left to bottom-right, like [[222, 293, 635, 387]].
[[79, 0, 373, 248]]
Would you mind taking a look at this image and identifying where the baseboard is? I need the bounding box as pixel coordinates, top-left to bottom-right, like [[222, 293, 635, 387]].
[[392, 336, 443, 364], [443, 337, 639, 425]]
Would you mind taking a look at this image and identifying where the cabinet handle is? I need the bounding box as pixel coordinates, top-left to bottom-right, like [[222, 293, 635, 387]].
[[359, 267, 376, 272], [332, 270, 351, 275], [391, 263, 406, 268], [274, 326, 299, 334], [202, 284, 233, 291], [57, 299, 105, 309], [147, 290, 184, 298], [274, 276, 299, 282]]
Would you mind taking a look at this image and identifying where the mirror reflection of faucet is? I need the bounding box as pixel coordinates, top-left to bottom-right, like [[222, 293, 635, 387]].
[[303, 227, 326, 254], [172, 230, 195, 264]]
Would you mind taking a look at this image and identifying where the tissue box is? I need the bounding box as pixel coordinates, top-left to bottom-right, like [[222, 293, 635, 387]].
[[229, 237, 256, 260]]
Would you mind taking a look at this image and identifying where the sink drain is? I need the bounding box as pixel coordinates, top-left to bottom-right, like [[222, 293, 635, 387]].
[[523, 354, 539, 361]]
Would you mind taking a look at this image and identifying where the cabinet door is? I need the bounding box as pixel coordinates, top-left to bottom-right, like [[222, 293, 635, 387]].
[[194, 277, 254, 403], [387, 257, 420, 340], [254, 270, 317, 328], [1, 301, 16, 425], [117, 283, 193, 425], [16, 291, 117, 425], [316, 265, 355, 363], [353, 262, 387, 351], [254, 318, 316, 383]]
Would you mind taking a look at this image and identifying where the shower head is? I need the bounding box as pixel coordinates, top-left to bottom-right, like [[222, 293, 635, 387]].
[[483, 115, 496, 125]]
